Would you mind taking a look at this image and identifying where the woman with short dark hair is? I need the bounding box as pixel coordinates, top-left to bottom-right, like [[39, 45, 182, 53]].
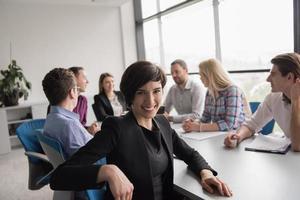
[[50, 61, 232, 200]]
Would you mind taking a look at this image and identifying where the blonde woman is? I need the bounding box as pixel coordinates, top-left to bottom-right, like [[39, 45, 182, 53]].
[[183, 58, 249, 132]]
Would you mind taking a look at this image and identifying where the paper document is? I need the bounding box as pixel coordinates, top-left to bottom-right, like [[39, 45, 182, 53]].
[[174, 126, 227, 141], [245, 134, 291, 154]]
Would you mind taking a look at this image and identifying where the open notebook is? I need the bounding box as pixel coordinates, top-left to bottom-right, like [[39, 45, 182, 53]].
[[245, 134, 291, 154]]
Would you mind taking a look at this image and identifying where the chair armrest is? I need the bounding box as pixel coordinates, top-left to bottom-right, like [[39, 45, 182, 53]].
[[25, 151, 50, 163]]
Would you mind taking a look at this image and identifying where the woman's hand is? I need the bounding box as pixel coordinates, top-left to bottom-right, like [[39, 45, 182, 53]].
[[200, 169, 232, 197], [98, 165, 134, 200], [182, 119, 200, 132]]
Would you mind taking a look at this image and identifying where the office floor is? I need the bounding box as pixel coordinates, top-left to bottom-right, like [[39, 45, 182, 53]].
[[0, 147, 53, 200]]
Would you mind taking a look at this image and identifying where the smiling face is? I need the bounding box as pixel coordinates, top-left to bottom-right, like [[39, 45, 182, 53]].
[[266, 65, 293, 93], [131, 81, 162, 123]]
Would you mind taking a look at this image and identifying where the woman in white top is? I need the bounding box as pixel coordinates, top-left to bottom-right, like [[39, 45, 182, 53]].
[[93, 73, 127, 121]]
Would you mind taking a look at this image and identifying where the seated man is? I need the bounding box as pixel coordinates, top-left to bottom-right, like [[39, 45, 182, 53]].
[[164, 59, 206, 123], [69, 66, 100, 135], [224, 53, 300, 152], [42, 68, 94, 158]]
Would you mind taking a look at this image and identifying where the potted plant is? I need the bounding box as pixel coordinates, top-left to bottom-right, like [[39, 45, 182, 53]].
[[0, 60, 31, 107]]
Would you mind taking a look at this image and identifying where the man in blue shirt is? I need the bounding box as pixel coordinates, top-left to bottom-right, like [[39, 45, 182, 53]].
[[42, 68, 93, 158]]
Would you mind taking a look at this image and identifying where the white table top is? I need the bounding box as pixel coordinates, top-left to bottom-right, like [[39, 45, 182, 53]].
[[173, 134, 300, 200], [171, 123, 227, 141]]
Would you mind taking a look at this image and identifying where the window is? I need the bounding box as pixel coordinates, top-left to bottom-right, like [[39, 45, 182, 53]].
[[161, 1, 215, 72], [230, 72, 271, 102], [160, 0, 186, 11], [219, 0, 293, 71], [141, 0, 157, 18], [144, 19, 161, 65], [135, 0, 297, 101]]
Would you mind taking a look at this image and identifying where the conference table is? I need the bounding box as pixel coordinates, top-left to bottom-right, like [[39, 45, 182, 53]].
[[171, 124, 300, 200]]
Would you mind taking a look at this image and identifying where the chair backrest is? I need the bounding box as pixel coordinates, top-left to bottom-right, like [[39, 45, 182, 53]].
[[86, 189, 106, 200], [249, 102, 275, 135], [16, 119, 53, 190], [16, 119, 46, 162], [37, 131, 66, 168], [37, 131, 75, 200], [37, 131, 105, 200]]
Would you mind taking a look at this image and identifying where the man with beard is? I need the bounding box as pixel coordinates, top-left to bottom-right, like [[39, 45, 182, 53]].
[[164, 59, 205, 123], [69, 66, 100, 135]]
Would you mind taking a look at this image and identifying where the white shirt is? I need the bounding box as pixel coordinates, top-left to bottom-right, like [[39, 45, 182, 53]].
[[164, 78, 206, 123], [244, 92, 291, 138], [109, 95, 124, 116]]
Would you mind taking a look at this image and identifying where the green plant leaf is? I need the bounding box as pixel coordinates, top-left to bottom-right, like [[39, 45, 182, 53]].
[[0, 60, 31, 105]]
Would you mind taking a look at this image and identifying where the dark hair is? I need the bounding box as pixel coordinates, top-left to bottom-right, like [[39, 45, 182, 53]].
[[99, 73, 113, 94], [42, 68, 76, 105], [68, 66, 84, 77], [171, 59, 187, 70], [271, 53, 300, 78], [120, 61, 166, 107]]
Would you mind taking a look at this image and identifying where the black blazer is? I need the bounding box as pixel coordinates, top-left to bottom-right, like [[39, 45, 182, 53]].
[[50, 112, 216, 200], [93, 91, 126, 121]]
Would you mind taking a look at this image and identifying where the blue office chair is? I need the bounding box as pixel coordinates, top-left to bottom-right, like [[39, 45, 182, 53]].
[[37, 131, 106, 200], [16, 119, 53, 190], [249, 102, 275, 135]]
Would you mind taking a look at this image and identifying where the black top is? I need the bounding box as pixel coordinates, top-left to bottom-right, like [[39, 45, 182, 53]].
[[93, 91, 126, 121], [50, 112, 217, 200], [141, 124, 169, 200]]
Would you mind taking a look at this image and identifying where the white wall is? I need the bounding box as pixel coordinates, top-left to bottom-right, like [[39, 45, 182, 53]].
[[0, 0, 137, 123]]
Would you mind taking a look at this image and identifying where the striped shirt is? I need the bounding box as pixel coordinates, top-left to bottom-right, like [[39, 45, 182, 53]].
[[201, 85, 246, 131]]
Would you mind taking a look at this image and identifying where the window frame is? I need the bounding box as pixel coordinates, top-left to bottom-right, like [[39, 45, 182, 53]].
[[134, 0, 300, 73]]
